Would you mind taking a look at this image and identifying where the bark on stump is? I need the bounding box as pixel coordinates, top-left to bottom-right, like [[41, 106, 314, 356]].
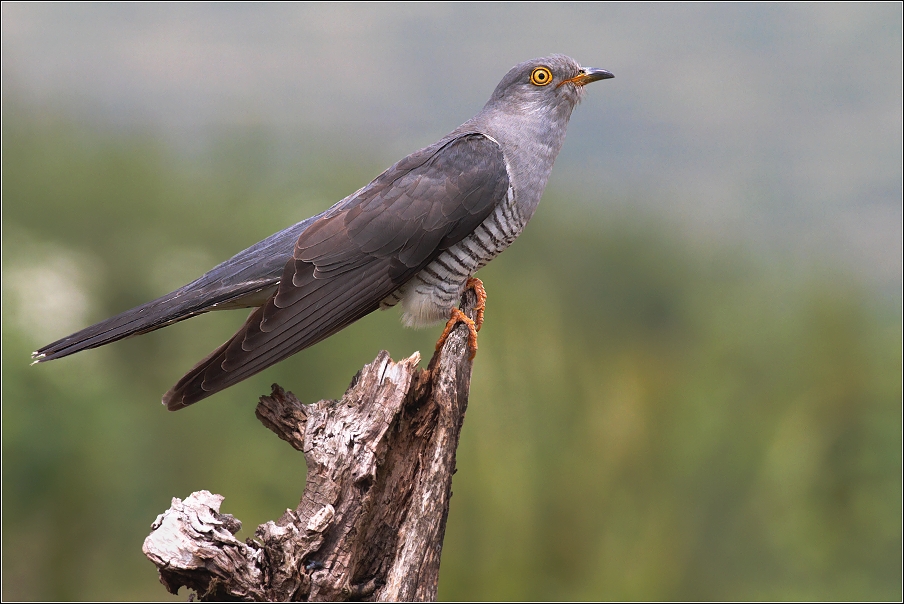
[[142, 289, 480, 601]]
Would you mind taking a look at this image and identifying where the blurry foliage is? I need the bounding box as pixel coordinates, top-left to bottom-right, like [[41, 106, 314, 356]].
[[2, 106, 901, 601]]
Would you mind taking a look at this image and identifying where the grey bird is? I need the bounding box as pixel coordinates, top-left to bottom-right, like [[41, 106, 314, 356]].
[[33, 55, 613, 410]]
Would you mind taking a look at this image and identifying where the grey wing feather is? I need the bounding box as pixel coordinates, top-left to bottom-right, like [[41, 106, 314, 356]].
[[164, 133, 509, 409]]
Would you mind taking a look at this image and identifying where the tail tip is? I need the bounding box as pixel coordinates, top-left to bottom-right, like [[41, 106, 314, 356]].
[[161, 390, 184, 412], [162, 386, 208, 411]]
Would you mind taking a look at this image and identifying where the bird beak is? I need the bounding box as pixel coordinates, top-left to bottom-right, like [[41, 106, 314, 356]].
[[558, 67, 614, 88]]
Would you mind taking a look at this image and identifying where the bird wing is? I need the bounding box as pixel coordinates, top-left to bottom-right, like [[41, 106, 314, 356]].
[[164, 132, 509, 409]]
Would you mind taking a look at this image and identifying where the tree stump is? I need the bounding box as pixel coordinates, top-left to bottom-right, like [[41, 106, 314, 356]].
[[142, 288, 480, 601]]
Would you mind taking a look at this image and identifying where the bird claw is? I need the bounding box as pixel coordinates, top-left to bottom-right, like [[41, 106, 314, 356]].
[[435, 277, 487, 359], [467, 277, 487, 332]]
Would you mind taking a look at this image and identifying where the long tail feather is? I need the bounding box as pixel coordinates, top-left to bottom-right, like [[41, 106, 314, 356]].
[[32, 213, 324, 362]]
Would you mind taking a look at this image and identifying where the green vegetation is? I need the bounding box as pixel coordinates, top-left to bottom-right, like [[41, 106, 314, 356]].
[[3, 107, 900, 600]]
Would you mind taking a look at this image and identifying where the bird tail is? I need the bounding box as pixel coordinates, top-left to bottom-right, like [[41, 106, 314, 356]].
[[31, 279, 277, 363], [31, 214, 322, 364]]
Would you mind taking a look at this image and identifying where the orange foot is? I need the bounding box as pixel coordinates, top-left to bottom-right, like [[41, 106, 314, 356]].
[[435, 277, 487, 360]]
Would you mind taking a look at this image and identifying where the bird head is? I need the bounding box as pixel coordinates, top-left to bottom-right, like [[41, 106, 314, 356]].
[[483, 55, 614, 116]]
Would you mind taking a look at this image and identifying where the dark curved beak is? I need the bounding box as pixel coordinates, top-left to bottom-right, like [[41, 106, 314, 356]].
[[580, 67, 615, 84], [558, 67, 614, 88]]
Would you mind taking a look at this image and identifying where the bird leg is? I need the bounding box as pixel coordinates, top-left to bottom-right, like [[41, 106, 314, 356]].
[[435, 277, 487, 359]]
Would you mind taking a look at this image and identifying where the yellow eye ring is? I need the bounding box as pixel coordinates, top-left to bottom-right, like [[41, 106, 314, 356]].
[[530, 66, 553, 87]]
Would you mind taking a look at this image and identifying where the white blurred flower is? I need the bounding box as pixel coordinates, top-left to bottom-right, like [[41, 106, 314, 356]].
[[3, 253, 95, 345]]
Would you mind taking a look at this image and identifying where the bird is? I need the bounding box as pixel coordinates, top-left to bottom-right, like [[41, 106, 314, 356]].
[[32, 55, 614, 410]]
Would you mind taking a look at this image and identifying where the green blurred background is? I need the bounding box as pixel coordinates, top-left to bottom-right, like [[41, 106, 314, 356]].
[[2, 4, 901, 601]]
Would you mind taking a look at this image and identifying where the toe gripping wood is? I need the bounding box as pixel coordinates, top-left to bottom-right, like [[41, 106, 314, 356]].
[[435, 277, 487, 360]]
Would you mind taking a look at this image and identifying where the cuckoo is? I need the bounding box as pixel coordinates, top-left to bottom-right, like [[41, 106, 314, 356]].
[[33, 55, 614, 410]]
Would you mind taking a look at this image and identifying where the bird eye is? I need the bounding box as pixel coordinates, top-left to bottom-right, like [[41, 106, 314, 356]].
[[529, 66, 553, 86]]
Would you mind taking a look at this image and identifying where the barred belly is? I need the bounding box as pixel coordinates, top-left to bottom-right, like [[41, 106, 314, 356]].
[[381, 186, 524, 327]]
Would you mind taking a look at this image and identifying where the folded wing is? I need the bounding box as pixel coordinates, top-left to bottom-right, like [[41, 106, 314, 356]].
[[164, 133, 509, 409]]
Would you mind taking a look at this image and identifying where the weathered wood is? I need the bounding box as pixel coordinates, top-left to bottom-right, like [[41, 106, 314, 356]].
[[143, 288, 479, 601]]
